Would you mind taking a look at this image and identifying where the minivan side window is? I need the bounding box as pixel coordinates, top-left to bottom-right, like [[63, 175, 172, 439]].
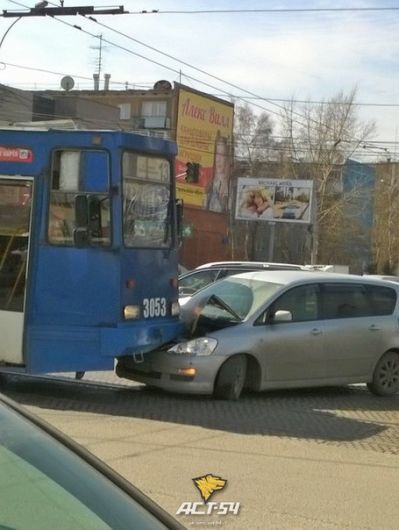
[[269, 284, 319, 322], [321, 284, 373, 319], [365, 285, 397, 315]]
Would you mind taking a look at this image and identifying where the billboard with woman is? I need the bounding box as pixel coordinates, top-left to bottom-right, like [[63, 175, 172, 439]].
[[236, 178, 313, 223], [175, 84, 234, 211]]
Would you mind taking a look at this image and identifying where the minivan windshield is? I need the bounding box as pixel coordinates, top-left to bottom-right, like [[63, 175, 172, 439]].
[[200, 277, 282, 321]]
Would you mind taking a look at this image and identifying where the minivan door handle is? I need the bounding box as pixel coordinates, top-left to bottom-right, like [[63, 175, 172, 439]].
[[310, 328, 322, 336], [368, 324, 380, 331]]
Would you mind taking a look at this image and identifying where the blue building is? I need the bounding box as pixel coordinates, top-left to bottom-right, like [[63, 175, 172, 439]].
[[342, 159, 375, 272]]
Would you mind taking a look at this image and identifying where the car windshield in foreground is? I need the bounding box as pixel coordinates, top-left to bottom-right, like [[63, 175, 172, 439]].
[[0, 401, 172, 530], [200, 277, 282, 321]]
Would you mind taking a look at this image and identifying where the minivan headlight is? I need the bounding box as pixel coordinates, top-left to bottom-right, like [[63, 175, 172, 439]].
[[168, 338, 218, 356]]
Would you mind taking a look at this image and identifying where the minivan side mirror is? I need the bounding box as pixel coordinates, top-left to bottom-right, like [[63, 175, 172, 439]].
[[271, 310, 292, 323]]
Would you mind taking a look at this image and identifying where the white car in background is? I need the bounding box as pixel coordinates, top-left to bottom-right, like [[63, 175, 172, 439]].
[[362, 275, 399, 283], [178, 261, 306, 305]]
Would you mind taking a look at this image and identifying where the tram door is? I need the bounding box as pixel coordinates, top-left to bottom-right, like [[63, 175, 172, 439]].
[[0, 177, 32, 364]]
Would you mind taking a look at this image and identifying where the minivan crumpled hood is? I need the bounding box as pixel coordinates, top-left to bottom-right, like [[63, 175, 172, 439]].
[[180, 294, 241, 337]]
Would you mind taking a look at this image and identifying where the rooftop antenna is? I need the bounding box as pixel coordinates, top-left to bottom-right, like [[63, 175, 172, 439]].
[[91, 33, 105, 79]]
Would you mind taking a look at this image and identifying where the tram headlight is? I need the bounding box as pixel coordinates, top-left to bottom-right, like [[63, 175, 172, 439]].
[[123, 305, 140, 320], [171, 301, 180, 316]]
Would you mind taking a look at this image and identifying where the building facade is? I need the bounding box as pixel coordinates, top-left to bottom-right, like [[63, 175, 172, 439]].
[[0, 81, 234, 269]]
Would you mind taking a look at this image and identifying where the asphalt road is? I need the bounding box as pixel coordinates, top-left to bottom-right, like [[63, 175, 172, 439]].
[[1, 371, 399, 529]]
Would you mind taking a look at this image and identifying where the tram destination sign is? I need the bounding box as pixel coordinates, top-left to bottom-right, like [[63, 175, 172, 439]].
[[0, 147, 33, 163]]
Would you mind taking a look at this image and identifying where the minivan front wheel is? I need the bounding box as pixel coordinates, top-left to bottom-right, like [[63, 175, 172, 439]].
[[214, 355, 247, 401], [367, 351, 399, 396]]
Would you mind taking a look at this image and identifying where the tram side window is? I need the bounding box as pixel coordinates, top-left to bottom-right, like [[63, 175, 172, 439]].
[[122, 152, 171, 248], [0, 179, 32, 312], [48, 150, 111, 246]]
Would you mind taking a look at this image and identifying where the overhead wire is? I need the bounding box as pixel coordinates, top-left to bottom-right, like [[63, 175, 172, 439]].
[[0, 85, 389, 158], [4, 60, 399, 108], [84, 14, 361, 135], [0, 81, 387, 149], [2, 0, 398, 159], [81, 12, 396, 158], [0, 80, 394, 159], [123, 7, 399, 16], [6, 0, 378, 151], [5, 2, 399, 16], [0, 60, 151, 88]]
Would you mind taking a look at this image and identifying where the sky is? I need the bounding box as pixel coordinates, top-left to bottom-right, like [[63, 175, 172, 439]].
[[1, 0, 399, 160]]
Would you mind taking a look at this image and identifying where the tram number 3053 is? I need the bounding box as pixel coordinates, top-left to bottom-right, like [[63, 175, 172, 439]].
[[143, 297, 167, 318]]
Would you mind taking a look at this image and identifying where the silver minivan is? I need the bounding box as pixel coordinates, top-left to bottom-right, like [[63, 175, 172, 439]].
[[117, 271, 399, 400]]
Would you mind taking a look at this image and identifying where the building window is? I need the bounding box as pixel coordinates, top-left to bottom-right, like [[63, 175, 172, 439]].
[[141, 101, 168, 128], [118, 103, 131, 120]]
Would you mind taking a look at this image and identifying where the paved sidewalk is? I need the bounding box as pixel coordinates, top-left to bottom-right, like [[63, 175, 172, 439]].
[[3, 374, 399, 529]]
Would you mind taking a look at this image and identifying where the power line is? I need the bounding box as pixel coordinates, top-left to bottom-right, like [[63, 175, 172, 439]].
[[5, 60, 399, 108], [125, 7, 399, 15], [4, 1, 346, 143], [81, 13, 391, 157], [5, 0, 396, 130], [0, 60, 152, 89], [212, 95, 399, 108], [0, 82, 393, 159], [86, 15, 354, 128], [8, 1, 399, 16], [3, 0, 394, 158], [0, 86, 391, 158]]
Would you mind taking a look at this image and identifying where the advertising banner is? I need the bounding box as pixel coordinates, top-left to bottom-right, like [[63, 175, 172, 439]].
[[235, 177, 313, 224], [175, 86, 234, 211]]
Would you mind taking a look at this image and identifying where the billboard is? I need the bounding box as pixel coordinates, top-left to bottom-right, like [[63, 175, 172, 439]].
[[175, 85, 234, 211], [235, 178, 313, 223]]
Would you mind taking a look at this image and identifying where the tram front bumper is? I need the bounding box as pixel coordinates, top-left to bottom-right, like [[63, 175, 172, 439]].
[[115, 350, 224, 395], [101, 318, 185, 357], [26, 319, 185, 374]]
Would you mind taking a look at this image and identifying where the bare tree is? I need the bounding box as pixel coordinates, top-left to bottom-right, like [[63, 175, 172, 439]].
[[279, 89, 376, 268], [373, 163, 399, 274], [234, 103, 274, 173], [230, 104, 274, 260]]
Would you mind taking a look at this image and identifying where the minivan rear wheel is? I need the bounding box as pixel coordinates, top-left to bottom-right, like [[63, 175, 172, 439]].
[[214, 355, 247, 401], [367, 351, 399, 396]]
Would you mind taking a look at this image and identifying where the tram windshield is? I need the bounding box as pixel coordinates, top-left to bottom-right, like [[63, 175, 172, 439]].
[[48, 150, 111, 247], [122, 153, 172, 248]]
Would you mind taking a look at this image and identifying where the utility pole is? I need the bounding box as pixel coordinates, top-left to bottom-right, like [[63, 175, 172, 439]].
[[2, 6, 127, 18]]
